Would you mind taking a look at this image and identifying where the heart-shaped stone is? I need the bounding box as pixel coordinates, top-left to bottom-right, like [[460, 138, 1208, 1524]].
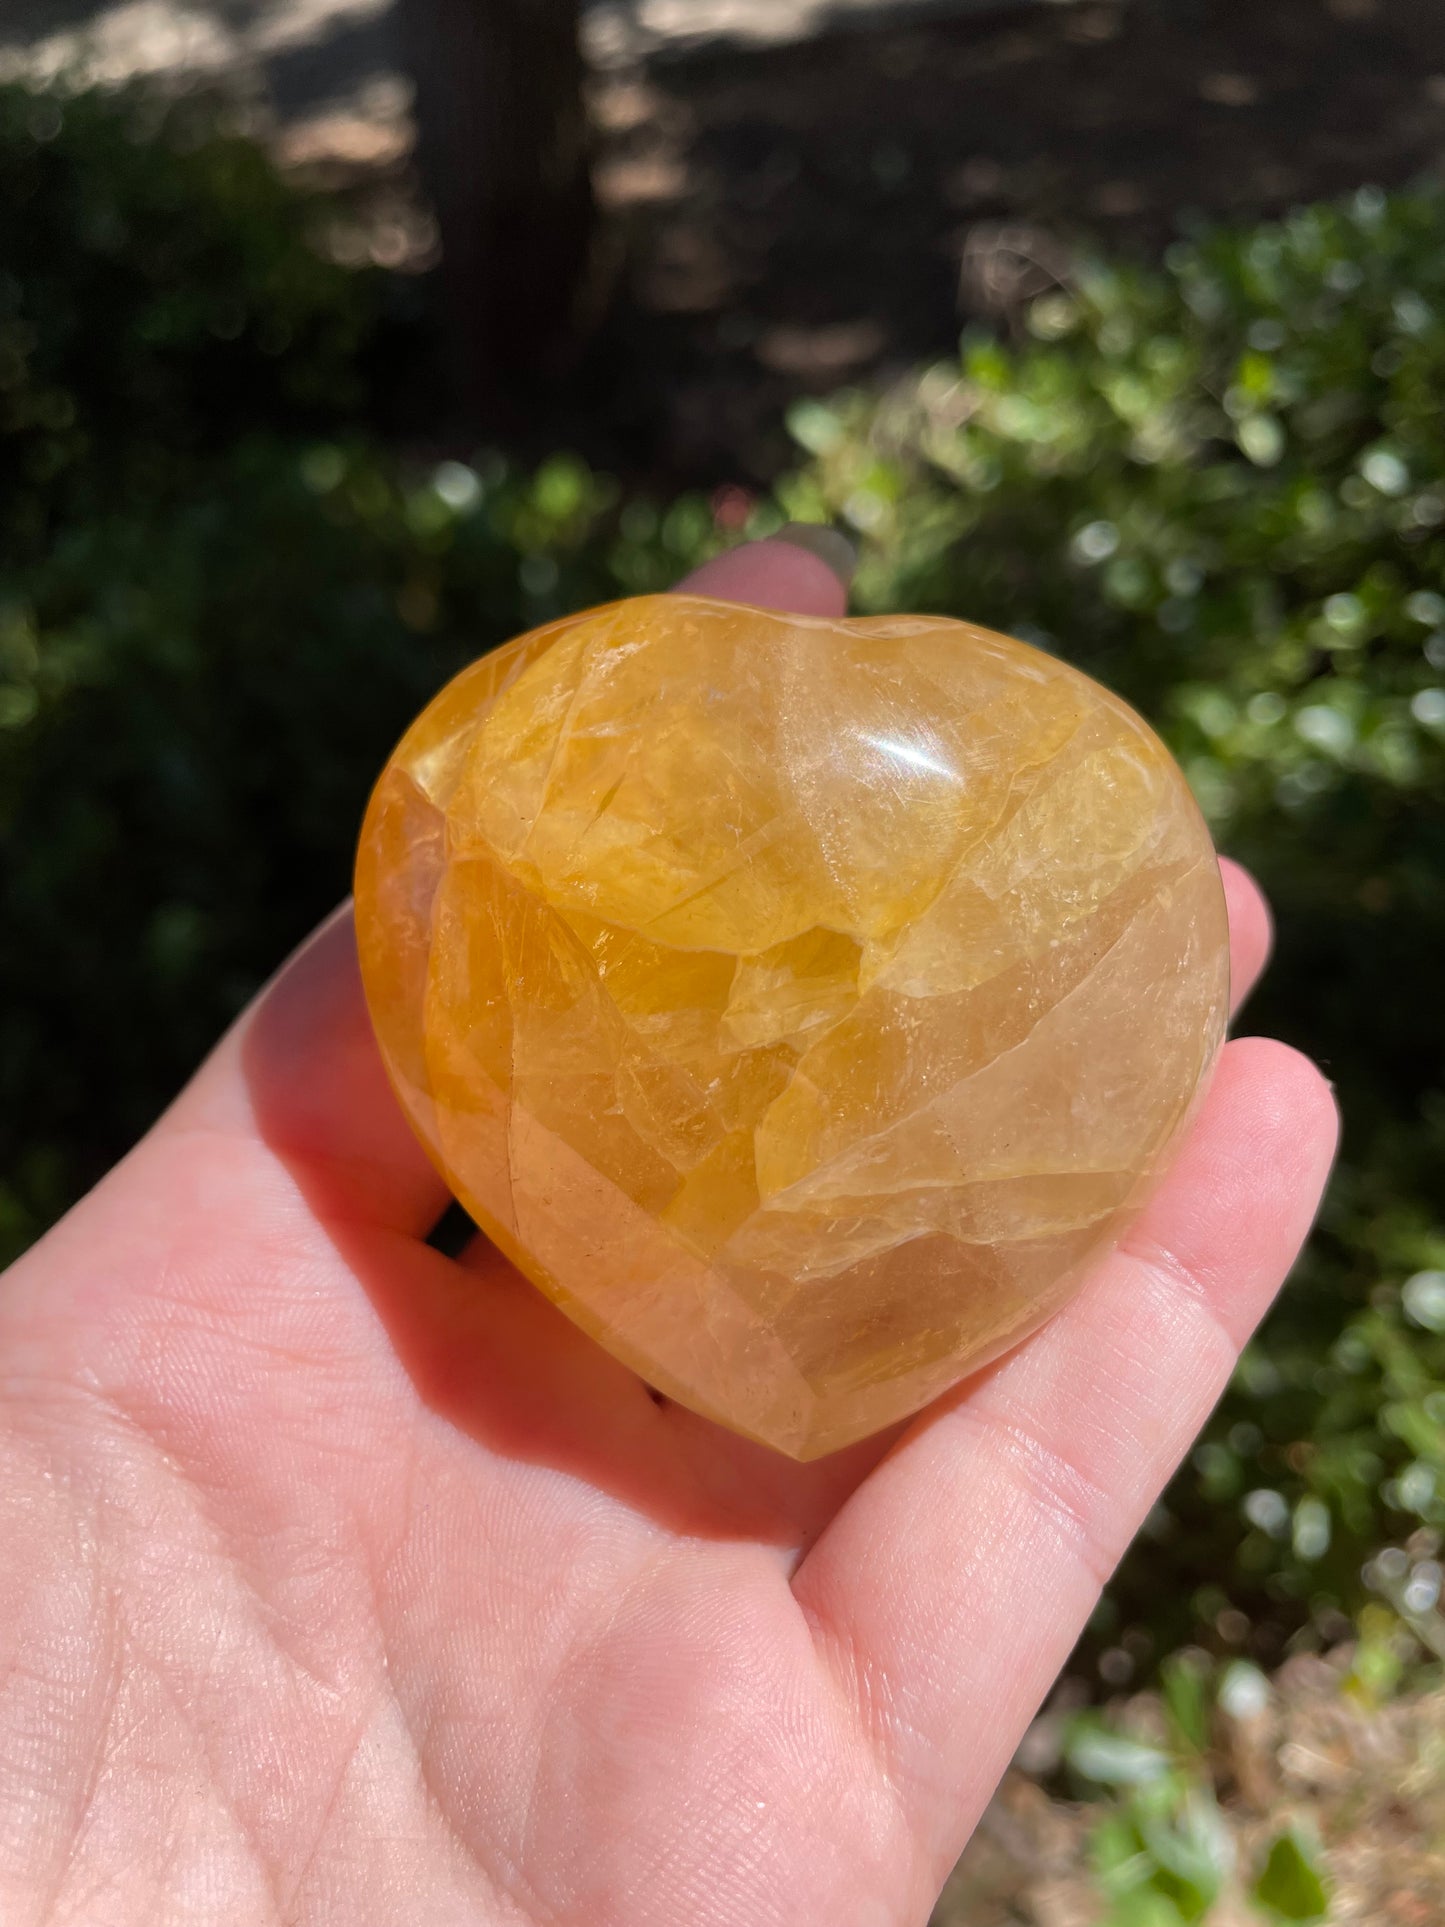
[[355, 595, 1228, 1457]]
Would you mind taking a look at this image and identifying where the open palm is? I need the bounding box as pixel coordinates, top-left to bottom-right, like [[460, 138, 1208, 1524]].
[[0, 539, 1336, 1927]]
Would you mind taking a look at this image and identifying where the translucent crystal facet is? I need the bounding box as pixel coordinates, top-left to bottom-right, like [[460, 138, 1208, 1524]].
[[355, 595, 1229, 1458]]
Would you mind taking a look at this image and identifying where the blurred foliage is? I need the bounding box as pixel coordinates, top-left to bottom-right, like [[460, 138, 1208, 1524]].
[[0, 82, 718, 1262], [0, 83, 1441, 1675], [1063, 1658, 1333, 1925], [0, 84, 376, 564], [936, 1652, 1441, 1922]]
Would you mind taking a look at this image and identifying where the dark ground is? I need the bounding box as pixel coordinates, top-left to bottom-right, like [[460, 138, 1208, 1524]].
[[568, 0, 1445, 483], [8, 0, 1444, 482]]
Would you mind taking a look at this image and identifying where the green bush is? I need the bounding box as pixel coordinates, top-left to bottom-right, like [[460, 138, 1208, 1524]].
[[0, 85, 376, 564], [0, 437, 670, 1250], [0, 83, 1440, 1676], [0, 83, 716, 1253]]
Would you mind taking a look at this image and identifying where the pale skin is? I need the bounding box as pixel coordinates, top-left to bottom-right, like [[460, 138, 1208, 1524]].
[[0, 538, 1338, 1927]]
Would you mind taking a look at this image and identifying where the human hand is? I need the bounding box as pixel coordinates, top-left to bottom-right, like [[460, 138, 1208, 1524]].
[[0, 538, 1337, 1926]]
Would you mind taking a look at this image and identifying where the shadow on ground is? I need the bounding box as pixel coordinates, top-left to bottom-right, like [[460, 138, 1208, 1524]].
[[575, 0, 1445, 482], [5, 0, 1445, 481]]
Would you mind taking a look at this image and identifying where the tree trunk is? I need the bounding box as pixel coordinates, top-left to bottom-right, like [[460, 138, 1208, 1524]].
[[397, 0, 598, 424]]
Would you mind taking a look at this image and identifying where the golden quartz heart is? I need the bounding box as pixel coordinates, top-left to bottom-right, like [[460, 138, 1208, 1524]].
[[355, 594, 1229, 1458]]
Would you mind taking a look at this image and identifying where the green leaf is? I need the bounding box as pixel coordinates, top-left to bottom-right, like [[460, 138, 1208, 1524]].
[[1092, 1811, 1151, 1888], [1160, 1653, 1213, 1753], [1105, 1893, 1192, 1927], [1066, 1720, 1172, 1787], [1136, 1788, 1231, 1922], [1252, 1829, 1330, 1921], [785, 398, 843, 455]]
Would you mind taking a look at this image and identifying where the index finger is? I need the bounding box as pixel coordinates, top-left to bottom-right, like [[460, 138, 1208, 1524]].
[[790, 1037, 1337, 1884]]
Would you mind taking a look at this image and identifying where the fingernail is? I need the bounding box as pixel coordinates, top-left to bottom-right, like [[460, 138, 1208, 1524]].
[[770, 522, 859, 588]]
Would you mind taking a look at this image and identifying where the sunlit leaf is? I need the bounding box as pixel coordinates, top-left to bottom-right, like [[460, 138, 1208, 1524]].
[[1252, 1829, 1330, 1921]]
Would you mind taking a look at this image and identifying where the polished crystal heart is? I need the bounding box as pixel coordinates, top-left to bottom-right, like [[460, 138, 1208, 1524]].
[[355, 594, 1229, 1457]]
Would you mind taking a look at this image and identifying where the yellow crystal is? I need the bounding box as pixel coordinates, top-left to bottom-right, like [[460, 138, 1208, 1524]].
[[355, 595, 1228, 1458]]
